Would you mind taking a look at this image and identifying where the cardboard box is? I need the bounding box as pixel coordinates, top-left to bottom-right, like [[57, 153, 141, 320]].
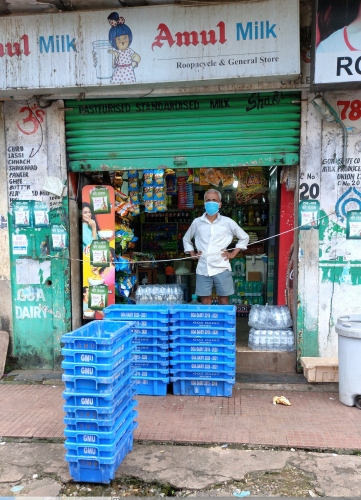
[[248, 271, 261, 281], [300, 357, 339, 383]]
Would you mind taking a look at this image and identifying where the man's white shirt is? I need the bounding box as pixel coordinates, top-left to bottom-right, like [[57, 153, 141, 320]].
[[183, 213, 249, 277]]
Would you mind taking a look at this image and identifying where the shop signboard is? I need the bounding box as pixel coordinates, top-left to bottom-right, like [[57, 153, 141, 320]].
[[0, 0, 299, 95], [312, 0, 361, 90], [82, 186, 115, 320]]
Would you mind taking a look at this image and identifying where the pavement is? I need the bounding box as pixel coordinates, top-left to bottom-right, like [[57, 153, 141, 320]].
[[0, 370, 360, 448], [0, 371, 360, 497]]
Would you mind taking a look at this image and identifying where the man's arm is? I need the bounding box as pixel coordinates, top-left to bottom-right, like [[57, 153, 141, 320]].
[[183, 221, 202, 259], [222, 220, 249, 260]]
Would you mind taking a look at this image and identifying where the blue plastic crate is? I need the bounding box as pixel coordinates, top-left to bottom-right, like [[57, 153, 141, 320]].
[[133, 367, 169, 379], [62, 331, 135, 364], [132, 359, 169, 370], [62, 369, 134, 408], [133, 377, 169, 396], [63, 385, 135, 420], [170, 305, 236, 321], [131, 325, 169, 337], [104, 304, 169, 320], [61, 321, 134, 351], [133, 335, 168, 346], [170, 359, 235, 372], [134, 343, 169, 354], [65, 402, 138, 445], [170, 368, 235, 380], [170, 350, 235, 364], [62, 356, 133, 394], [65, 413, 136, 459], [64, 392, 137, 430], [169, 334, 235, 346], [170, 325, 235, 338], [171, 377, 234, 397], [62, 344, 134, 378], [170, 318, 236, 328], [129, 318, 169, 328], [134, 349, 169, 362], [170, 342, 236, 355], [67, 425, 134, 484]]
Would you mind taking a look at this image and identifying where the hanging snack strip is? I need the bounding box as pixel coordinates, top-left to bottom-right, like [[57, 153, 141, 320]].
[[178, 176, 194, 210], [143, 169, 167, 213], [128, 170, 140, 216]]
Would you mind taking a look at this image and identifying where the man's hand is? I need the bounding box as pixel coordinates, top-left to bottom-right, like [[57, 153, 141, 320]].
[[190, 251, 202, 260], [221, 249, 240, 260]]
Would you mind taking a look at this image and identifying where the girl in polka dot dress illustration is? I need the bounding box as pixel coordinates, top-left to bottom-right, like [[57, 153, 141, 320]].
[[108, 13, 141, 84]]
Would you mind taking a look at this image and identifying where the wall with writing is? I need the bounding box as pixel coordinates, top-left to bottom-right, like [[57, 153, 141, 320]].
[[298, 90, 361, 362], [4, 100, 71, 368]]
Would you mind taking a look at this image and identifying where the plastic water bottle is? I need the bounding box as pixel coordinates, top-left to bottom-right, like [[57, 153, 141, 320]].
[[248, 328, 254, 349], [287, 330, 295, 351], [259, 330, 267, 351], [273, 330, 281, 351], [252, 329, 260, 351], [279, 331, 288, 352], [266, 330, 274, 351], [190, 294, 199, 304]]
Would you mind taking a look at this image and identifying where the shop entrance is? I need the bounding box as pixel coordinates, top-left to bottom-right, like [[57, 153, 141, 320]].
[[65, 92, 300, 371]]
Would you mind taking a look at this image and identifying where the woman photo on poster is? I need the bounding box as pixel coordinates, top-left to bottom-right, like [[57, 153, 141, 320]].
[[91, 247, 116, 287], [316, 0, 361, 52], [82, 202, 100, 250]]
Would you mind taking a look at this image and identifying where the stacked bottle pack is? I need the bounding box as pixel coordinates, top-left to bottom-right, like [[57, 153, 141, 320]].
[[61, 321, 138, 483], [169, 305, 237, 397], [103, 304, 170, 396], [247, 305, 295, 351]]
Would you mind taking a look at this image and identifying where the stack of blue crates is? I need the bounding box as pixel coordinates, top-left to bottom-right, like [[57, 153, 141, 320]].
[[169, 305, 237, 397], [103, 305, 170, 396], [61, 320, 138, 483]]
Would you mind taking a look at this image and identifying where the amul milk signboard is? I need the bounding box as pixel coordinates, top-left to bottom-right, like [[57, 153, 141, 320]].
[[313, 0, 361, 89], [0, 0, 299, 94]]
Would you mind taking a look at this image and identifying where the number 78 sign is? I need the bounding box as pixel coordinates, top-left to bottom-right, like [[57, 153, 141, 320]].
[[336, 99, 361, 123]]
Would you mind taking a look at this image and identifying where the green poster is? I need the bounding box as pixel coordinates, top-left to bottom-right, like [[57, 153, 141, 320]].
[[299, 200, 320, 229], [346, 210, 361, 239]]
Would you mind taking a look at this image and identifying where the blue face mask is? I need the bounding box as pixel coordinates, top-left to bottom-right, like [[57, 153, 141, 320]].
[[205, 201, 220, 216]]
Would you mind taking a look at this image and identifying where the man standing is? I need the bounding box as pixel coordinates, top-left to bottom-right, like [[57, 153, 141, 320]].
[[183, 189, 249, 305]]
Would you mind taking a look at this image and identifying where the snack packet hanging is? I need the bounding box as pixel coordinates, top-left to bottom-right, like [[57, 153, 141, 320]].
[[143, 186, 153, 200], [144, 199, 154, 212], [153, 169, 165, 186], [154, 185, 165, 200], [143, 169, 153, 186], [128, 170, 139, 190]]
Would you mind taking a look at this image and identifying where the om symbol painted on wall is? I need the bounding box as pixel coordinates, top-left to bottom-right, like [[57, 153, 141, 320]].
[[16, 103, 45, 135]]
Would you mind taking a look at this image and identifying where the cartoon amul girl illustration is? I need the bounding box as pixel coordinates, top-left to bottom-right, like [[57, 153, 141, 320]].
[[107, 13, 141, 84]]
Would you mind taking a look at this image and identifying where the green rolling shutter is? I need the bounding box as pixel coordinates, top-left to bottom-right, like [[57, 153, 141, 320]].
[[65, 92, 300, 172]]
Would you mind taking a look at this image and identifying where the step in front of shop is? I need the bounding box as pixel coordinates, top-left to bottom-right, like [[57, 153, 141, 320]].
[[236, 348, 296, 374]]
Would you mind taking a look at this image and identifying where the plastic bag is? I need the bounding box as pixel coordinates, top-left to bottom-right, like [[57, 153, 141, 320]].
[[248, 304, 292, 330]]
